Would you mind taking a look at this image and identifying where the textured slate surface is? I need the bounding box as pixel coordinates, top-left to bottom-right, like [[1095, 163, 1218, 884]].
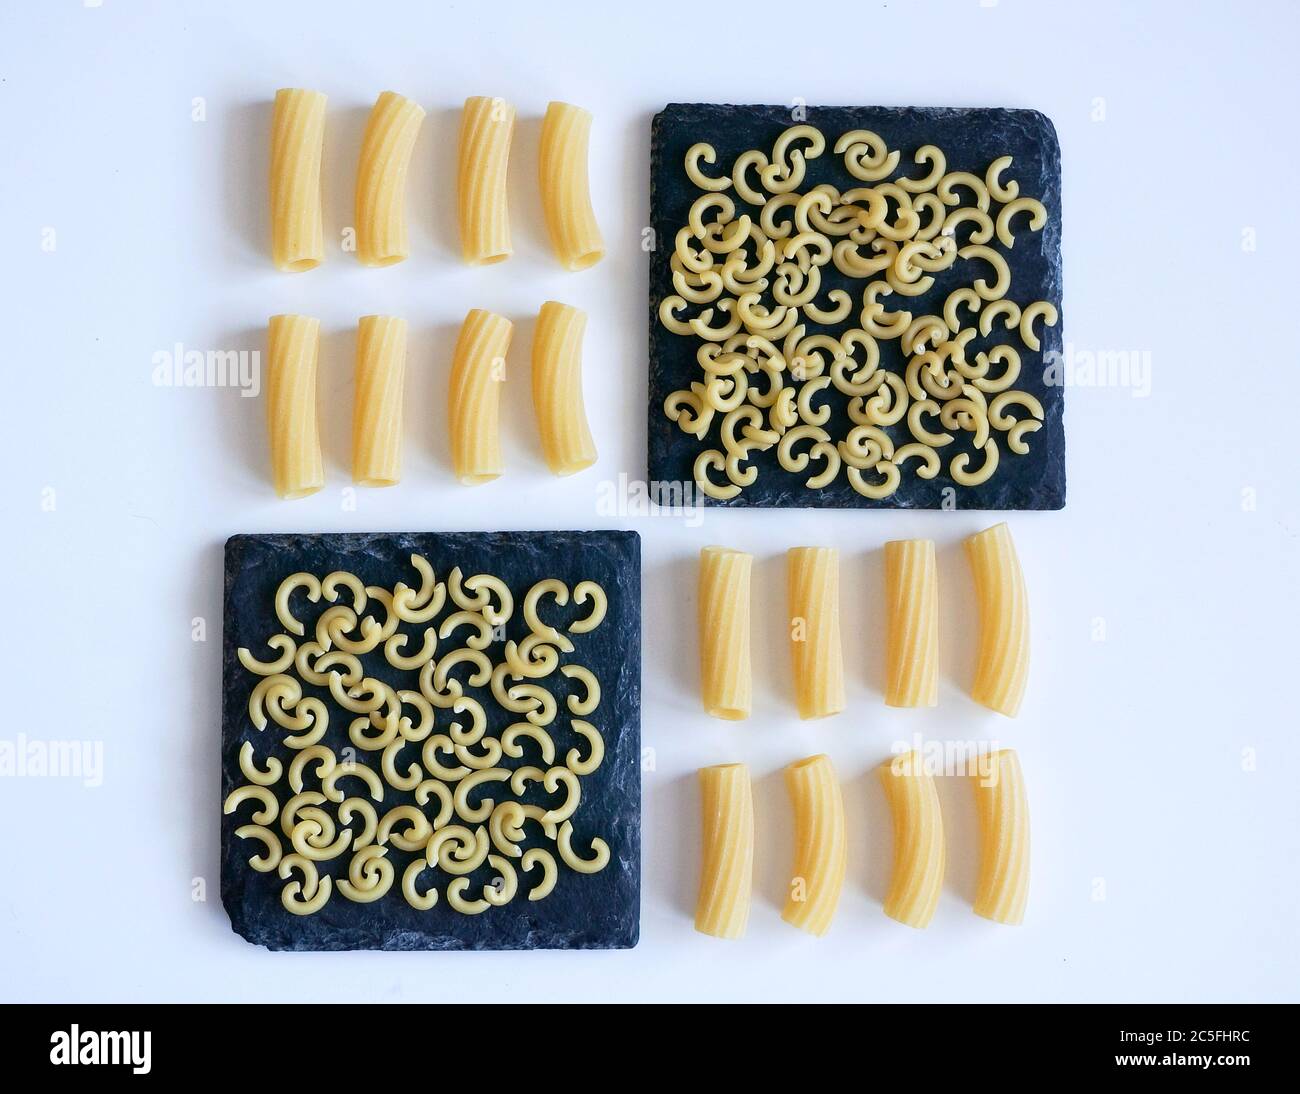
[[221, 531, 641, 950], [648, 103, 1065, 510]]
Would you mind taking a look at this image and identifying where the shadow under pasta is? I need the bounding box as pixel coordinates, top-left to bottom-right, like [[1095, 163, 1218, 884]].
[[220, 530, 641, 951], [648, 103, 1065, 510]]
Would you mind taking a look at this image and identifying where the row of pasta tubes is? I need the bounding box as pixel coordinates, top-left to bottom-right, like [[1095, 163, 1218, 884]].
[[699, 522, 1030, 720], [271, 89, 603, 271], [266, 304, 596, 497], [697, 749, 1030, 938]]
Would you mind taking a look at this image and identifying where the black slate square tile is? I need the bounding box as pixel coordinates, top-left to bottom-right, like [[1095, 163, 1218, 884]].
[[648, 103, 1065, 510], [221, 530, 641, 951]]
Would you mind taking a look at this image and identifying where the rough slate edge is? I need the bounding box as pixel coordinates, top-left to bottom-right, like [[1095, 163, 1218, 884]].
[[220, 531, 641, 952], [647, 103, 1065, 510]]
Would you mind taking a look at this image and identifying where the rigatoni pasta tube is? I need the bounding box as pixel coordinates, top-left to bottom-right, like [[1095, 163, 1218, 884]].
[[884, 539, 939, 707], [448, 309, 512, 485], [879, 751, 945, 928], [457, 96, 515, 265], [782, 754, 846, 936], [355, 91, 425, 267], [352, 315, 408, 487], [531, 301, 597, 476], [973, 749, 1030, 925], [270, 89, 326, 272], [265, 314, 324, 499], [697, 546, 752, 720], [787, 547, 845, 720], [539, 101, 604, 270], [695, 763, 753, 939], [965, 522, 1030, 717]]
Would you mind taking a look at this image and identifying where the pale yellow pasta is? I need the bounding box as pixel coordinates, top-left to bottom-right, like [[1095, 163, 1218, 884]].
[[238, 741, 283, 787], [235, 824, 283, 872], [879, 751, 945, 928], [532, 301, 597, 476], [402, 858, 439, 910], [352, 315, 408, 487], [695, 763, 753, 939], [457, 96, 515, 265], [973, 748, 1030, 925], [539, 101, 604, 270], [270, 88, 326, 272], [883, 539, 939, 708], [965, 522, 1030, 717], [265, 315, 324, 499], [1020, 300, 1059, 351], [238, 634, 296, 676], [782, 754, 846, 936], [449, 309, 513, 485], [355, 91, 425, 267], [697, 546, 752, 720], [787, 547, 844, 720]]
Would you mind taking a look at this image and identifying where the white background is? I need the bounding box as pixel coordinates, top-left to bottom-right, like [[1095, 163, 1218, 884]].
[[1, 0, 1296, 1003]]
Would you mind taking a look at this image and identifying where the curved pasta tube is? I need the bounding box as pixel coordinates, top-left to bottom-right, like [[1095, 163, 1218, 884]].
[[782, 754, 846, 936], [449, 309, 513, 485], [427, 824, 490, 874], [532, 301, 597, 476], [557, 821, 609, 874], [965, 523, 1029, 717], [695, 763, 753, 939], [985, 155, 1019, 203], [274, 573, 321, 638], [279, 857, 332, 915], [879, 751, 945, 928], [352, 315, 408, 487], [569, 581, 607, 634], [835, 129, 899, 182], [958, 244, 1011, 301], [414, 779, 454, 829], [565, 720, 604, 776], [402, 858, 439, 910], [384, 627, 437, 671], [337, 845, 395, 904], [226, 779, 279, 821], [697, 546, 752, 720], [974, 749, 1030, 925], [539, 101, 604, 270], [393, 554, 446, 623], [522, 848, 558, 901], [355, 91, 425, 267], [377, 804, 432, 852], [338, 797, 379, 850], [288, 744, 335, 793], [685, 142, 731, 191], [234, 824, 283, 872], [847, 461, 901, 499], [265, 315, 324, 499], [1020, 300, 1059, 351], [951, 439, 1000, 486], [500, 722, 556, 765], [453, 768, 511, 824], [787, 547, 844, 720], [238, 741, 283, 787], [893, 442, 941, 479], [457, 96, 515, 265], [995, 196, 1047, 248], [896, 144, 946, 194], [883, 539, 939, 708], [270, 89, 327, 272]]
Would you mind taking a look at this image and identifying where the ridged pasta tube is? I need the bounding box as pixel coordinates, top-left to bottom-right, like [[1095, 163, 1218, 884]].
[[697, 546, 752, 720], [965, 522, 1029, 716], [782, 754, 846, 936], [884, 539, 939, 707], [973, 749, 1029, 925], [352, 315, 408, 487], [695, 763, 753, 939], [539, 101, 604, 270], [265, 314, 324, 499], [531, 301, 597, 475], [355, 91, 425, 267], [449, 309, 513, 485], [457, 96, 515, 265], [270, 89, 326, 272], [787, 547, 845, 720], [879, 751, 945, 928]]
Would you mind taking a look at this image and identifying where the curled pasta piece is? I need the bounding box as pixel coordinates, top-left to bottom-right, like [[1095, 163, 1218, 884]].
[[427, 824, 490, 875], [847, 461, 901, 499], [985, 155, 1019, 203], [1020, 300, 1059, 351], [558, 665, 600, 717], [402, 858, 439, 910], [951, 438, 1000, 486], [522, 848, 558, 901], [685, 142, 731, 192], [323, 762, 385, 804], [896, 144, 946, 194], [238, 741, 282, 787], [565, 720, 604, 776], [557, 821, 610, 874], [988, 390, 1045, 431], [279, 856, 331, 915], [237, 634, 296, 676], [223, 783, 279, 826], [338, 797, 379, 850], [893, 441, 941, 479], [274, 573, 321, 637], [695, 449, 740, 501], [958, 244, 1011, 300], [288, 744, 335, 793], [995, 196, 1047, 248], [835, 129, 900, 182], [937, 170, 990, 211], [384, 627, 438, 671], [569, 580, 607, 633], [337, 845, 395, 904], [234, 824, 283, 872]]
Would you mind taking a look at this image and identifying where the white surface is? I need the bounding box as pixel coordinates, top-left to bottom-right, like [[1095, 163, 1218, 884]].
[[1, 0, 1296, 1003]]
